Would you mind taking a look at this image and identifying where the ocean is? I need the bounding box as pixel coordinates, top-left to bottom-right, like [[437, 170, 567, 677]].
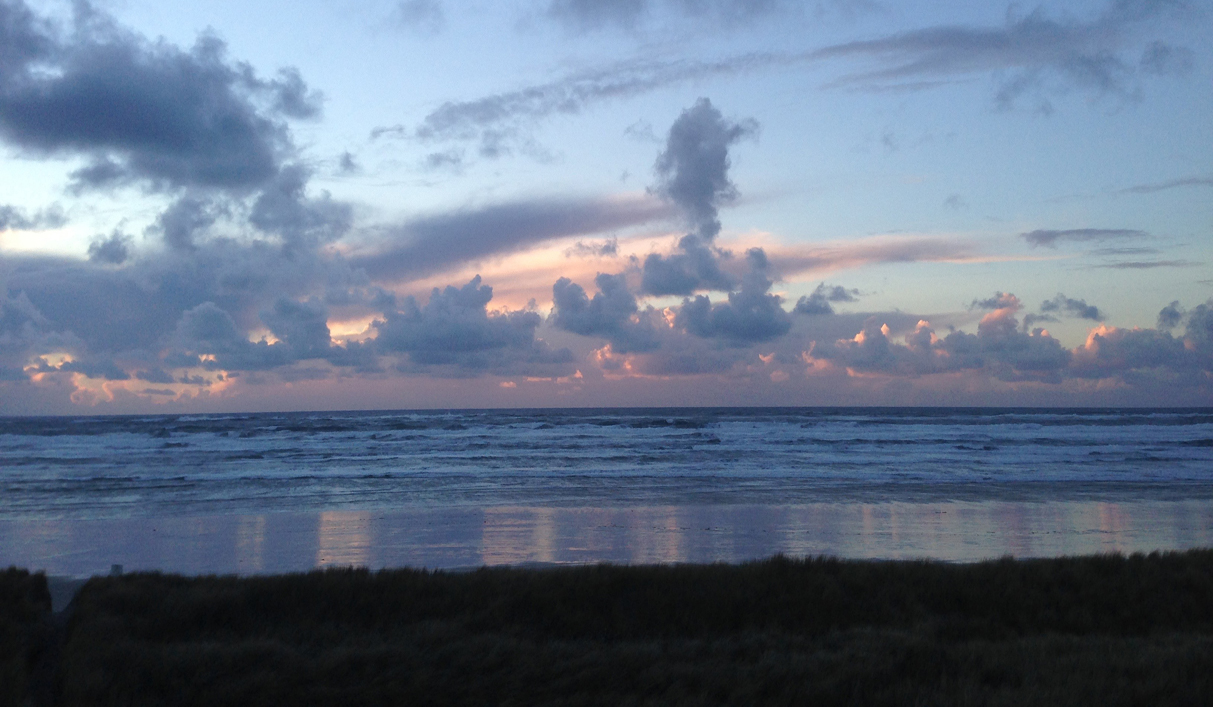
[[2, 407, 1212, 575]]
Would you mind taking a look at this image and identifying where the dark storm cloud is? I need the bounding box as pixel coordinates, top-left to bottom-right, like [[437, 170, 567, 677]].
[[352, 195, 674, 282], [793, 283, 860, 315], [676, 249, 791, 343], [811, 0, 1194, 106], [0, 0, 318, 193], [0, 203, 66, 231], [641, 98, 755, 296], [1021, 228, 1148, 247], [374, 276, 575, 374]]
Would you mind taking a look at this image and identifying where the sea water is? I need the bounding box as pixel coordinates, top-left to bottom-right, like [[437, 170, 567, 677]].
[[2, 408, 1211, 574]]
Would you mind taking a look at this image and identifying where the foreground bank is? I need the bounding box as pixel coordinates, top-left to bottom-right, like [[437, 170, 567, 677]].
[[5, 551, 1213, 705]]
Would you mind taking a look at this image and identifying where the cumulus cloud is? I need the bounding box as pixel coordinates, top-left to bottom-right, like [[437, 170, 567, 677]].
[[1021, 228, 1149, 247], [0, 203, 66, 232], [1021, 293, 1104, 330], [86, 230, 132, 265], [0, 0, 318, 193], [814, 293, 1072, 381], [793, 283, 860, 315], [676, 249, 791, 343], [1157, 300, 1184, 329], [551, 272, 661, 353], [641, 98, 756, 295], [1040, 293, 1103, 321], [374, 276, 575, 374]]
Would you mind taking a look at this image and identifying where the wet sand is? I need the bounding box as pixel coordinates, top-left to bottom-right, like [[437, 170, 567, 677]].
[[6, 499, 1213, 583]]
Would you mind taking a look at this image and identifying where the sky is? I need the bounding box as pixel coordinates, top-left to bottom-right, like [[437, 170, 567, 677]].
[[0, 0, 1211, 414]]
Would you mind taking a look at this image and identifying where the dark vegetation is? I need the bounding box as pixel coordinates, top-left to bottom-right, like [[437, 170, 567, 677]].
[[0, 567, 52, 707], [8, 551, 1213, 705]]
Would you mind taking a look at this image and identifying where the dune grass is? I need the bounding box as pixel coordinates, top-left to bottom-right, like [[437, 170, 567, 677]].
[[50, 550, 1213, 706], [0, 567, 51, 707]]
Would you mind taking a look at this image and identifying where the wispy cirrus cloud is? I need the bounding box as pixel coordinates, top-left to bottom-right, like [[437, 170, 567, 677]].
[[374, 0, 1195, 160], [1115, 175, 1213, 194], [1094, 259, 1200, 269], [349, 194, 675, 284], [811, 0, 1195, 107], [1021, 228, 1149, 247]]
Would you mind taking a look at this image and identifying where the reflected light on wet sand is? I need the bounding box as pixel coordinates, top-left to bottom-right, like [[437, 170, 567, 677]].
[[2, 500, 1211, 578]]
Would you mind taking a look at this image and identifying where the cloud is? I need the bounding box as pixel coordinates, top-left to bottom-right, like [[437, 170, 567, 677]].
[[374, 1, 1192, 161], [374, 276, 575, 373], [0, 203, 66, 231], [564, 238, 619, 258], [804, 293, 1213, 391], [86, 230, 132, 264], [793, 283, 860, 315], [395, 0, 445, 34], [1095, 259, 1198, 269], [172, 298, 373, 372], [641, 98, 756, 295], [377, 53, 789, 158], [1138, 38, 1195, 75], [1039, 293, 1103, 321], [248, 165, 354, 253], [1021, 293, 1104, 331], [1021, 228, 1148, 247], [676, 249, 791, 343], [813, 294, 1073, 381], [0, 0, 318, 193], [1116, 175, 1213, 194], [545, 0, 800, 32], [652, 97, 757, 240], [811, 0, 1195, 107], [1157, 300, 1184, 329], [351, 195, 673, 283], [550, 272, 661, 353]]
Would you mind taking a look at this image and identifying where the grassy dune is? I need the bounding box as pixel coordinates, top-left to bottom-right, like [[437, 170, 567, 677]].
[[0, 567, 51, 707], [14, 551, 1213, 705]]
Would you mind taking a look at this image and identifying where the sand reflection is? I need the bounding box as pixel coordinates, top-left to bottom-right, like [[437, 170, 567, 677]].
[[316, 510, 373, 568], [2, 500, 1211, 577]]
